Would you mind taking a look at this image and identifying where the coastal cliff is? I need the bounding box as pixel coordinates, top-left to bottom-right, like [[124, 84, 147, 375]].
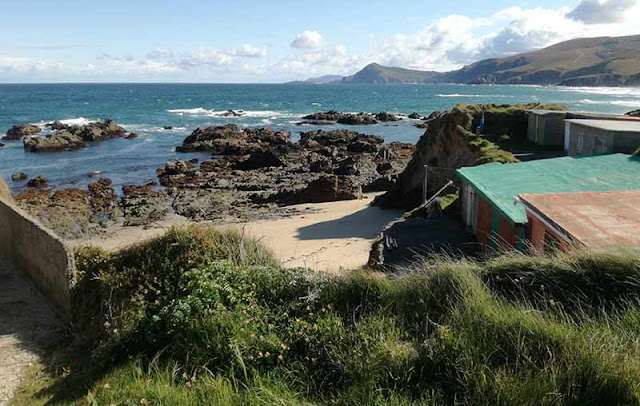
[[374, 103, 566, 209]]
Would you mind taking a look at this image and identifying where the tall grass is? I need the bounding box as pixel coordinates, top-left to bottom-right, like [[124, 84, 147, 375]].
[[15, 227, 640, 405]]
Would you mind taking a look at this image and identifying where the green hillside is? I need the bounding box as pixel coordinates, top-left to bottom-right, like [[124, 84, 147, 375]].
[[341, 35, 640, 86]]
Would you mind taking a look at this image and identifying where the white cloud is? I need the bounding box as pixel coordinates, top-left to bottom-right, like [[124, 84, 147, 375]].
[[2, 2, 640, 83], [568, 0, 637, 24], [236, 44, 268, 57], [146, 48, 174, 60], [290, 31, 324, 49]]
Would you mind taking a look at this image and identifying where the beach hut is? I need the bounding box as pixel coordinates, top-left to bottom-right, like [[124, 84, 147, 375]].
[[564, 119, 640, 156], [457, 154, 640, 251], [517, 190, 640, 253], [527, 109, 567, 147]]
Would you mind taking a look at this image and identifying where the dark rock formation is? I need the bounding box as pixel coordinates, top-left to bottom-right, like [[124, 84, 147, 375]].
[[46, 121, 69, 130], [120, 185, 169, 226], [374, 112, 400, 122], [408, 112, 423, 119], [626, 109, 640, 117], [163, 126, 173, 130], [337, 113, 378, 125], [24, 131, 85, 152], [161, 126, 414, 220], [11, 172, 28, 181], [176, 124, 291, 154], [23, 119, 131, 152], [302, 110, 344, 121], [3, 124, 42, 141], [88, 178, 117, 223], [27, 176, 48, 188]]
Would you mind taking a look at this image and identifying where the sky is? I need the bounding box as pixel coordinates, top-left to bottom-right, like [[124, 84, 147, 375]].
[[0, 0, 639, 83]]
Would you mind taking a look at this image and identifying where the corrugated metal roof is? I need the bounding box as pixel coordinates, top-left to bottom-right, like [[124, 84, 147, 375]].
[[565, 119, 640, 132], [456, 154, 640, 225], [519, 190, 640, 249]]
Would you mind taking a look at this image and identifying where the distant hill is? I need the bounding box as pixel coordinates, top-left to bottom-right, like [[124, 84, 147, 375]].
[[335, 35, 640, 86], [341, 63, 443, 84], [287, 75, 344, 85]]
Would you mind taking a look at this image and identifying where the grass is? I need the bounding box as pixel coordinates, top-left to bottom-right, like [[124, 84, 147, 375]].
[[12, 227, 640, 405]]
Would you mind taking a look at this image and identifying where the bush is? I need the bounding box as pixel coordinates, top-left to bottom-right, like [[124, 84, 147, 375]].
[[18, 228, 640, 406]]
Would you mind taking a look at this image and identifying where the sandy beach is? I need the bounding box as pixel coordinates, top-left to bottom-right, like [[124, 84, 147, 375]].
[[73, 193, 402, 273]]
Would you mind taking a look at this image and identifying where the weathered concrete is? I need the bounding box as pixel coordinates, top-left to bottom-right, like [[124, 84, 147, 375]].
[[0, 196, 76, 318], [0, 258, 60, 406]]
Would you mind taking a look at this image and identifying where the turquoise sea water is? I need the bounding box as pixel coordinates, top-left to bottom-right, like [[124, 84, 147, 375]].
[[1, 83, 639, 191]]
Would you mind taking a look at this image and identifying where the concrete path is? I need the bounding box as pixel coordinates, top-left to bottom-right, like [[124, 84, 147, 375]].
[[0, 259, 60, 406]]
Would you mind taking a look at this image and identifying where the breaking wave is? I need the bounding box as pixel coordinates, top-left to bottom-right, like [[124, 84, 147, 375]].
[[167, 108, 302, 119], [436, 94, 514, 98], [578, 98, 640, 107]]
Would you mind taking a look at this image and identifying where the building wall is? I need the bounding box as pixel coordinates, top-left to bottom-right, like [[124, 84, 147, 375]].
[[564, 123, 640, 156], [525, 213, 571, 253], [542, 116, 566, 147], [0, 196, 75, 318], [614, 132, 640, 153], [476, 195, 493, 248], [527, 113, 566, 147]]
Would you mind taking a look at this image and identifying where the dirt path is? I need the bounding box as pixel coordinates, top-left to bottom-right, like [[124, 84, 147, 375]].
[[0, 259, 60, 406]]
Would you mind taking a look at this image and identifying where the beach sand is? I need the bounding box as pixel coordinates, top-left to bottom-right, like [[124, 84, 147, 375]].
[[73, 193, 402, 273]]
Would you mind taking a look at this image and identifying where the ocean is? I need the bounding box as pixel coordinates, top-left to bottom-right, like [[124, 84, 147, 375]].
[[1, 83, 639, 191]]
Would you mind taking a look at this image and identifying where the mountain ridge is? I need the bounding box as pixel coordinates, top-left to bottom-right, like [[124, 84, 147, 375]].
[[310, 35, 640, 87]]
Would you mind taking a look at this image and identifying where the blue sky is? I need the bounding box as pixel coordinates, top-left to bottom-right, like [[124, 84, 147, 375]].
[[1, 0, 638, 82]]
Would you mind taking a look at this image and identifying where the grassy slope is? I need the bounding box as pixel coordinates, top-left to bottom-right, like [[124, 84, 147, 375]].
[[12, 227, 640, 406], [342, 35, 640, 85]]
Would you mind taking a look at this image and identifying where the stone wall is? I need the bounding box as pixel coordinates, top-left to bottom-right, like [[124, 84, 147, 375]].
[[0, 195, 75, 319]]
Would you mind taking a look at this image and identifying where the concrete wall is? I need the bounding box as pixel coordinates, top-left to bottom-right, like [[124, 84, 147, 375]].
[[565, 123, 640, 156], [0, 196, 75, 319]]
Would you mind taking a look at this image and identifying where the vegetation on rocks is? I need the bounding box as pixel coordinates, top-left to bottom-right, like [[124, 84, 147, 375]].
[[375, 102, 566, 209], [13, 227, 640, 405]]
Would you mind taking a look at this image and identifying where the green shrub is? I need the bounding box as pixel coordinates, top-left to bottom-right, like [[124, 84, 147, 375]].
[[18, 228, 640, 406]]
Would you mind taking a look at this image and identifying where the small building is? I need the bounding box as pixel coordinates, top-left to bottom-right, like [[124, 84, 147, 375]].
[[457, 153, 640, 251], [564, 119, 640, 156], [527, 109, 640, 150], [527, 109, 567, 147], [518, 190, 640, 252]]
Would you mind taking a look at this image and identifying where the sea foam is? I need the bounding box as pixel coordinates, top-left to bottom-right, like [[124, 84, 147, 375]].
[[166, 108, 302, 119]]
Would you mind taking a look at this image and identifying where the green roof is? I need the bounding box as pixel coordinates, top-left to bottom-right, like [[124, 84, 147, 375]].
[[457, 153, 640, 224]]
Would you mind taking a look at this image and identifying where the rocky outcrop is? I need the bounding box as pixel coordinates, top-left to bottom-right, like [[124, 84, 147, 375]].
[[374, 112, 400, 122], [176, 124, 291, 154], [23, 119, 133, 153], [160, 127, 415, 220], [26, 176, 48, 188], [3, 124, 41, 141], [408, 112, 423, 119], [337, 113, 378, 125], [24, 131, 85, 152], [626, 109, 640, 117], [120, 185, 169, 226], [374, 103, 561, 209], [88, 178, 117, 223], [302, 110, 402, 125], [11, 172, 28, 181], [46, 121, 68, 130]]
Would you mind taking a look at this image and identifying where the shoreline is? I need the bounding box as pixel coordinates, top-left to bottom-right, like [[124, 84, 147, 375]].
[[71, 193, 402, 273]]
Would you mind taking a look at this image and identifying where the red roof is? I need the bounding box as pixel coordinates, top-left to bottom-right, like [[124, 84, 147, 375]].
[[519, 190, 640, 249]]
